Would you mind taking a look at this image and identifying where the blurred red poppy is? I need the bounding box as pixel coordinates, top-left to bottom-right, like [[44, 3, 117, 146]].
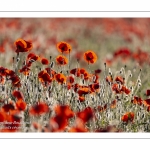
[[2, 103, 15, 112], [16, 100, 26, 111], [54, 105, 74, 119], [131, 96, 143, 106], [121, 112, 134, 123], [0, 111, 6, 122], [41, 58, 49, 65], [146, 89, 150, 96], [143, 99, 150, 106], [50, 115, 68, 132], [29, 102, 49, 116], [12, 90, 24, 101], [77, 107, 94, 123]]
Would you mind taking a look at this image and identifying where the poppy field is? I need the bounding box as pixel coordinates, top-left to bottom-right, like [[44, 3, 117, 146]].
[[0, 18, 150, 132]]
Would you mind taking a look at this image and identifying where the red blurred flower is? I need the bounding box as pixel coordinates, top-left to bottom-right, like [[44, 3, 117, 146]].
[[143, 99, 150, 106], [41, 58, 49, 65], [131, 96, 143, 106], [29, 102, 49, 116], [54, 105, 74, 119], [146, 89, 150, 96], [121, 112, 134, 123], [77, 107, 94, 123], [12, 90, 24, 101], [0, 111, 6, 122], [16, 100, 26, 111]]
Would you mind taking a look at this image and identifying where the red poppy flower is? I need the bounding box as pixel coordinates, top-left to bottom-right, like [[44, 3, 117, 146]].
[[95, 69, 102, 74], [12, 90, 24, 101], [27, 53, 40, 62], [50, 115, 68, 132], [0, 111, 6, 122], [110, 100, 117, 109], [19, 65, 30, 76], [90, 83, 100, 93], [16, 100, 26, 111], [131, 96, 143, 106], [38, 70, 52, 83], [77, 107, 94, 123], [112, 83, 121, 94], [115, 76, 124, 84], [70, 68, 81, 77], [2, 103, 15, 112], [10, 75, 21, 87], [83, 50, 97, 64], [146, 89, 150, 96], [54, 105, 74, 119], [5, 69, 15, 76], [57, 41, 71, 54], [67, 76, 74, 84], [97, 104, 107, 112], [29, 102, 49, 116], [78, 86, 90, 96], [114, 47, 131, 61], [3, 110, 22, 132], [121, 86, 131, 94], [41, 58, 49, 65], [45, 68, 56, 78], [14, 38, 33, 53], [84, 73, 91, 81], [79, 96, 85, 102], [55, 73, 66, 84], [56, 55, 68, 65], [121, 112, 134, 123], [143, 99, 150, 106]]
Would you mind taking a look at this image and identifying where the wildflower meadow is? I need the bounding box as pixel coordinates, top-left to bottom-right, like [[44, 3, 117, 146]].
[[0, 18, 150, 132]]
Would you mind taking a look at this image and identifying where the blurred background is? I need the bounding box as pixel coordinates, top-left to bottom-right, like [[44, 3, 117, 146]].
[[0, 18, 150, 71]]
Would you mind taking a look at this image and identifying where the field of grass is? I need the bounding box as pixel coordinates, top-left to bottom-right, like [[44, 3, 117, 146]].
[[0, 18, 150, 132]]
